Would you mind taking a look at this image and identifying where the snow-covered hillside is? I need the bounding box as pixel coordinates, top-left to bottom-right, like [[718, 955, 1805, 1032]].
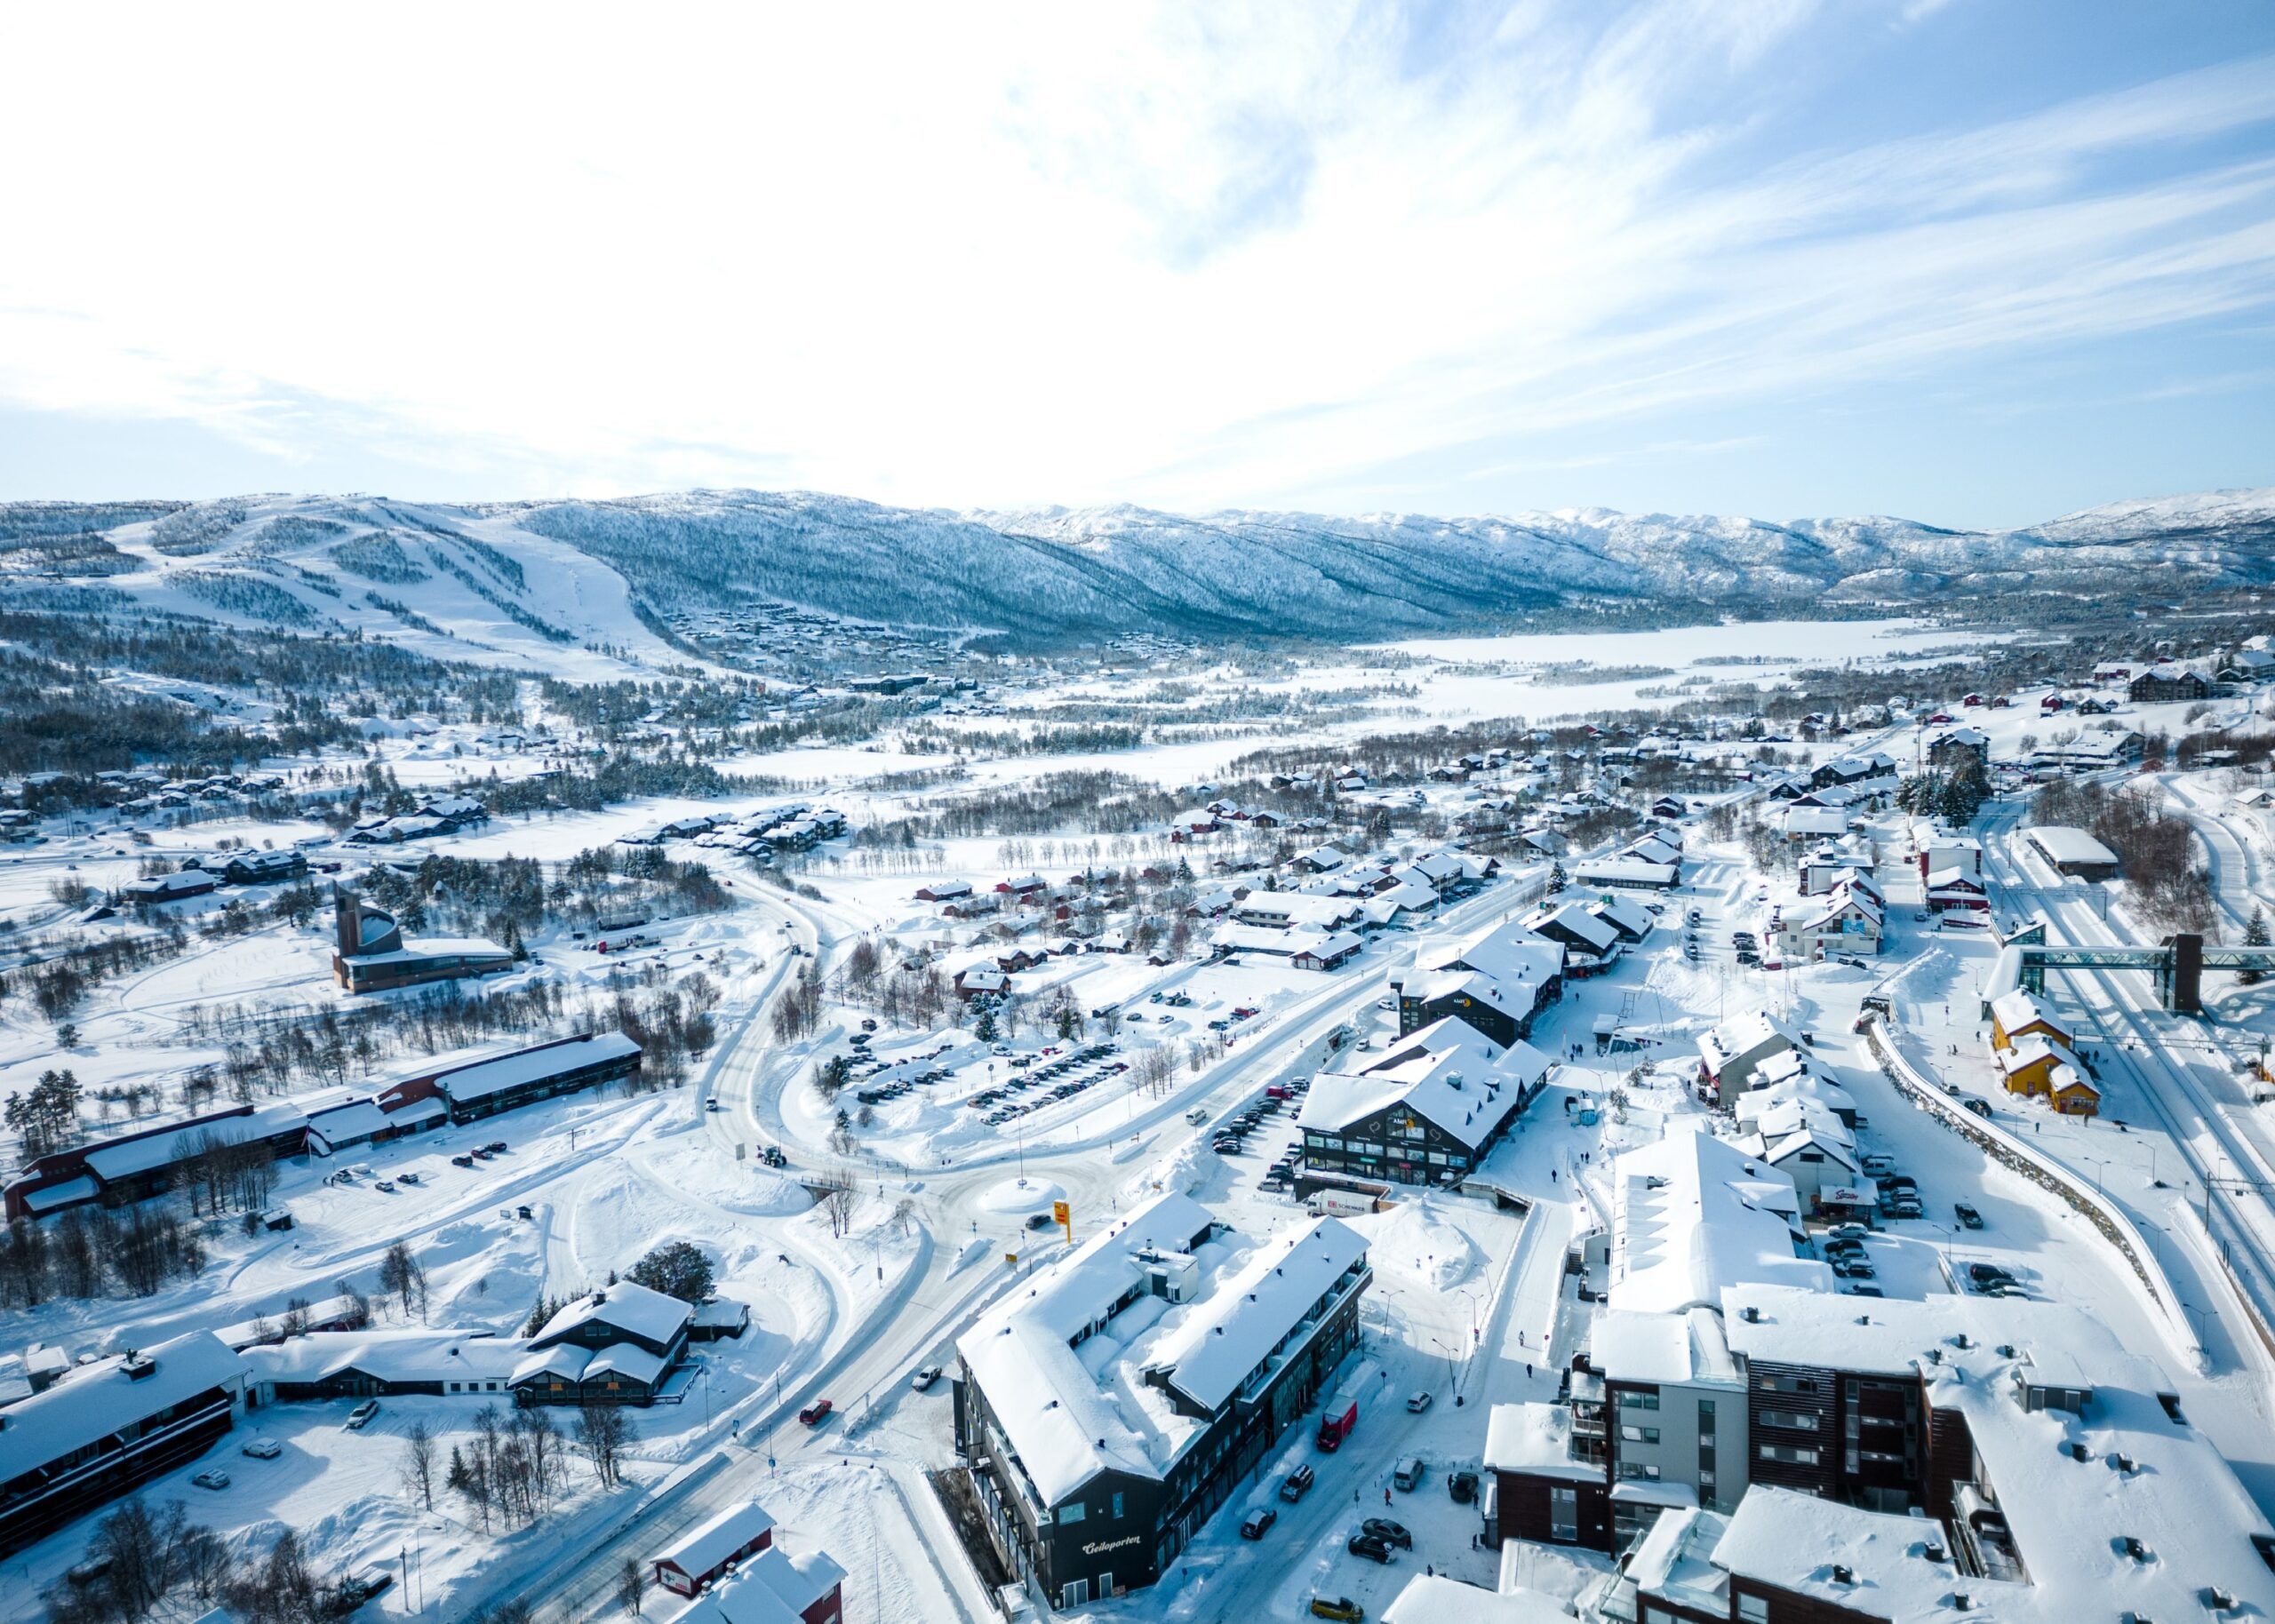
[[9, 485, 2275, 655]]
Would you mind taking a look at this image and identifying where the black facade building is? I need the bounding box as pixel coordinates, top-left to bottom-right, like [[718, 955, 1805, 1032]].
[[954, 1197, 1370, 1610], [1299, 1018, 1549, 1188], [0, 1333, 248, 1556]]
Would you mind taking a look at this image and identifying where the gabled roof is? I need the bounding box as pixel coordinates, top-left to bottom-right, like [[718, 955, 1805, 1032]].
[[1150, 1217, 1367, 1412], [1991, 987, 2066, 1037], [2000, 1034, 2083, 1076], [671, 1543, 848, 1624], [1607, 1130, 1829, 1315], [954, 1192, 1219, 1507], [1413, 919, 1564, 987], [0, 1333, 246, 1482], [531, 1279, 691, 1350], [1297, 1018, 1549, 1149], [1529, 903, 1619, 953]]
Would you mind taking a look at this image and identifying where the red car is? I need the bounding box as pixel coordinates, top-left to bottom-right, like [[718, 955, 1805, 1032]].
[[798, 1398, 834, 1427]]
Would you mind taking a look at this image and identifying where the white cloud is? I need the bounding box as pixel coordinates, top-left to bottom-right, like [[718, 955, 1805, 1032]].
[[0, 2, 2270, 510]]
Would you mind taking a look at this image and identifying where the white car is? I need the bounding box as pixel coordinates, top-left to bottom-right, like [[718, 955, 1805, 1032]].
[[190, 1469, 231, 1490], [911, 1365, 943, 1391], [241, 1437, 283, 1459]]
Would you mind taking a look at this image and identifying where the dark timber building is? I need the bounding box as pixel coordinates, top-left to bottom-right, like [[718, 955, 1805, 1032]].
[[954, 1194, 1370, 1610]]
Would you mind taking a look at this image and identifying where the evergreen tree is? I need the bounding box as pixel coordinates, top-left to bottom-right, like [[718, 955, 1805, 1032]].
[[973, 1002, 998, 1043], [2245, 906, 2268, 985]]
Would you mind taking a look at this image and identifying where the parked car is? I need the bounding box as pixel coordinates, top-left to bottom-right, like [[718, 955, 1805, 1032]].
[[396, 1171, 420, 1185], [1361, 1518, 1412, 1549], [1953, 1202, 1985, 1230], [1967, 1262, 2016, 1287], [1345, 1533, 1396, 1564], [241, 1437, 283, 1459], [346, 1400, 380, 1430], [451, 1153, 475, 1167], [1962, 1097, 1992, 1118], [799, 1398, 834, 1426], [1846, 1284, 1885, 1298], [1279, 1464, 1316, 1502], [191, 1469, 231, 1490], [1404, 1390, 1433, 1414], [911, 1366, 943, 1391], [374, 1180, 396, 1193], [1393, 1457, 1425, 1492], [706, 1096, 722, 1111], [485, 1141, 507, 1154], [1310, 1599, 1364, 1622], [1448, 1469, 1481, 1504], [1240, 1508, 1278, 1540]]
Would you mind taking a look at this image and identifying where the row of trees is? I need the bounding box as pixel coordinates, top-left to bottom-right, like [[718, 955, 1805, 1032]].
[[2032, 777, 2216, 935], [40, 1498, 371, 1624], [0, 1202, 206, 1304], [1894, 758, 1992, 824], [4, 1067, 82, 1157]]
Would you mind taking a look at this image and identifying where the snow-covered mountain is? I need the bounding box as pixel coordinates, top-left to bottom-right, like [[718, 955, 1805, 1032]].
[[7, 486, 2274, 657]]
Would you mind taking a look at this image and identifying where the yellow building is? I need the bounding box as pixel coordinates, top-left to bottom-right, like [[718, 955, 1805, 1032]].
[[1998, 1035, 2083, 1099], [1989, 988, 2073, 1055], [2048, 1065, 2101, 1119]]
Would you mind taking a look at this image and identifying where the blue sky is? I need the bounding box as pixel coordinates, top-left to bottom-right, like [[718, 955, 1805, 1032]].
[[2, 1, 2272, 529]]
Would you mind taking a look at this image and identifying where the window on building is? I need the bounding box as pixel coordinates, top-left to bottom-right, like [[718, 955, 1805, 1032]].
[[1620, 1426, 1661, 1445], [1759, 1411, 1818, 1431], [1550, 1486, 1578, 1542], [1758, 1373, 1817, 1395], [1737, 1596, 1769, 1624], [1112, 1492, 1124, 1519], [1617, 1390, 1660, 1410], [1759, 1444, 1819, 1466], [1059, 1501, 1087, 1524]]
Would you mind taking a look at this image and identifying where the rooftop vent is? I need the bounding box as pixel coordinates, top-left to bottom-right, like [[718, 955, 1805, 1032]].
[[1947, 1594, 1973, 1612], [1923, 1539, 1946, 1564], [1831, 1565, 1854, 1586], [2203, 1586, 2238, 1613], [2121, 1536, 2151, 1563], [2070, 1442, 2091, 1463], [1997, 1344, 2016, 1358], [1741, 1306, 1761, 1324], [122, 1352, 156, 1381], [2113, 1453, 2137, 1475]]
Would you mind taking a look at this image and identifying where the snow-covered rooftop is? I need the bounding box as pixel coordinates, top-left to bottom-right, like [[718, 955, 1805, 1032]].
[[956, 1193, 1365, 1512], [0, 1332, 246, 1483], [532, 1278, 690, 1349], [653, 1500, 777, 1580], [1148, 1215, 1367, 1412], [1297, 1017, 1549, 1150], [1482, 1400, 1598, 1482], [1588, 1306, 1739, 1389], [1607, 1129, 1829, 1315], [433, 1030, 643, 1103]]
